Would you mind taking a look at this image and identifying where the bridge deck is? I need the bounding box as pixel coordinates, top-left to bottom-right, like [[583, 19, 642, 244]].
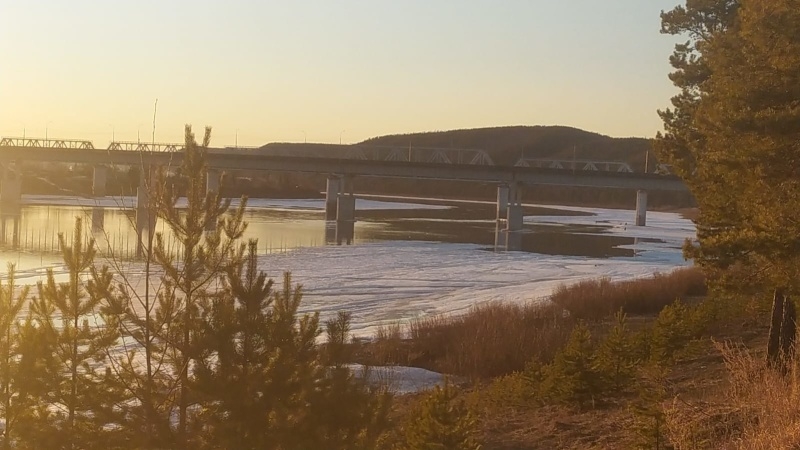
[[0, 146, 687, 192]]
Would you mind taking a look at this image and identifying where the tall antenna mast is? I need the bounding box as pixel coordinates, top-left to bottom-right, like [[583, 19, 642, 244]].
[[151, 98, 158, 146]]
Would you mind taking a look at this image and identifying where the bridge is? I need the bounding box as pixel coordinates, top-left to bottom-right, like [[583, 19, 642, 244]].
[[0, 137, 687, 251]]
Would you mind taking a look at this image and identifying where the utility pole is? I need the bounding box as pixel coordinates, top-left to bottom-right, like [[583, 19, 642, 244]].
[[572, 145, 577, 174]]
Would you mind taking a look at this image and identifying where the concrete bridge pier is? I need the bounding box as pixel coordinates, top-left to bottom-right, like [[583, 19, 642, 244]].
[[92, 165, 108, 197], [0, 213, 20, 248], [495, 184, 509, 248], [635, 190, 647, 226], [136, 166, 156, 258], [325, 176, 342, 221], [324, 221, 337, 245], [495, 183, 523, 251], [0, 164, 22, 207], [506, 183, 524, 251], [205, 169, 222, 232], [335, 176, 356, 245], [91, 207, 105, 233], [207, 169, 221, 196]]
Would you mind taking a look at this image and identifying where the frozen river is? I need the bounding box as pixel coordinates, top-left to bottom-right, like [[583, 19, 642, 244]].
[[0, 195, 695, 337]]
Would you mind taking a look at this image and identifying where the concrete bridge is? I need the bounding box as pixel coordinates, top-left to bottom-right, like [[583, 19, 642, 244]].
[[0, 137, 687, 252]]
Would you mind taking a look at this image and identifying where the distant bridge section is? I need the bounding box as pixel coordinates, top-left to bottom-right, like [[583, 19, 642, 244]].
[[2, 137, 672, 174], [0, 137, 95, 149], [107, 141, 184, 152], [0, 144, 686, 191], [0, 136, 688, 251]]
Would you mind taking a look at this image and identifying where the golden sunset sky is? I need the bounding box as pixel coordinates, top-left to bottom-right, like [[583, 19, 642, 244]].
[[0, 1, 683, 147]]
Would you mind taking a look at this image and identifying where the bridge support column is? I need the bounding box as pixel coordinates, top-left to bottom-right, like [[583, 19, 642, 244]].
[[495, 184, 509, 248], [205, 169, 222, 232], [136, 166, 156, 258], [0, 165, 22, 207], [506, 183, 524, 251], [335, 176, 355, 245], [635, 190, 647, 226], [92, 165, 108, 197], [0, 213, 20, 249], [92, 207, 105, 233], [325, 176, 341, 221], [207, 169, 220, 196], [495, 183, 523, 251]]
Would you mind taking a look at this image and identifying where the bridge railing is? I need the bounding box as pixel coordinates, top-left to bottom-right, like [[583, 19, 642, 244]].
[[516, 157, 634, 173], [654, 164, 673, 175], [0, 137, 95, 149], [0, 136, 677, 176], [345, 145, 495, 166], [107, 141, 184, 152]]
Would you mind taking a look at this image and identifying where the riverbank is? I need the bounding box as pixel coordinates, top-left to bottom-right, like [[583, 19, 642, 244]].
[[366, 267, 778, 449]]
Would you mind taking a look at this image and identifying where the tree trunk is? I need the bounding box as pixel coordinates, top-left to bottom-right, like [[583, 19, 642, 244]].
[[767, 288, 796, 373]]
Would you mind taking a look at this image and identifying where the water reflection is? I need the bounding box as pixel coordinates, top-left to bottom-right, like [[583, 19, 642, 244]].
[[0, 201, 671, 265]]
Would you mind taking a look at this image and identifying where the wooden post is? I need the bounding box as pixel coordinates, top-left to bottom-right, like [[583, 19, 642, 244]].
[[768, 288, 796, 373]]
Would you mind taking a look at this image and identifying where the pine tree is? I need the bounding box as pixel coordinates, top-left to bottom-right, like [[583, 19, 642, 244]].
[[192, 239, 277, 449], [650, 300, 694, 365], [691, 0, 800, 293], [194, 260, 390, 450], [594, 310, 636, 393], [657, 0, 800, 299], [0, 264, 29, 449], [403, 380, 481, 450], [302, 310, 391, 450], [542, 322, 602, 407], [28, 218, 122, 449], [149, 124, 247, 448], [12, 313, 60, 449], [326, 310, 354, 366], [630, 365, 670, 450], [655, 0, 739, 179]]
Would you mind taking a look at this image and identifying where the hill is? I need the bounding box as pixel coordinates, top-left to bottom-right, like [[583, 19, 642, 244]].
[[249, 126, 688, 208], [257, 126, 655, 170], [359, 126, 654, 168]]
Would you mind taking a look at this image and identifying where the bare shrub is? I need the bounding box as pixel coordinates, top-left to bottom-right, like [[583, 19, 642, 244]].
[[551, 267, 706, 320], [407, 302, 573, 379], [373, 322, 405, 364]]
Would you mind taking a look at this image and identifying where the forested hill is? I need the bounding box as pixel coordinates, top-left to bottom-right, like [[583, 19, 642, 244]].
[[259, 126, 654, 170], [360, 126, 654, 168]]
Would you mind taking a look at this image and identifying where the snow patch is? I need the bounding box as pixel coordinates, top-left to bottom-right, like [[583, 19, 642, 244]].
[[347, 364, 445, 394]]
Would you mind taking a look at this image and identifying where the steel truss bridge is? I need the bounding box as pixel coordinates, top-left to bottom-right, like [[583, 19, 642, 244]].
[[0, 137, 673, 174]]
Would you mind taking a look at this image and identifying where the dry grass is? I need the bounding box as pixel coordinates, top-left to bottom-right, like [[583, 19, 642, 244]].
[[358, 268, 707, 380], [361, 302, 573, 380], [410, 302, 574, 379], [372, 322, 404, 364], [551, 267, 706, 320], [666, 340, 800, 449]]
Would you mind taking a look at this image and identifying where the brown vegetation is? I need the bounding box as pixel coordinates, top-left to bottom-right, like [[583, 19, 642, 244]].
[[369, 266, 800, 449], [550, 267, 706, 320], [407, 303, 573, 379], [357, 267, 706, 382]]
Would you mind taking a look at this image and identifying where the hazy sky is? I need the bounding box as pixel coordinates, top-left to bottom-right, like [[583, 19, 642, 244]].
[[1, 1, 683, 147]]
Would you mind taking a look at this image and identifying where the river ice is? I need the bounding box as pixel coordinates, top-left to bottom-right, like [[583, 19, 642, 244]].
[[3, 196, 696, 338], [0, 197, 697, 393]]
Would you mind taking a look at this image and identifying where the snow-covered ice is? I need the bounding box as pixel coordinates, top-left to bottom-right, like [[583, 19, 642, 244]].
[[256, 241, 691, 338], [2, 198, 697, 340], [347, 364, 446, 394]]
